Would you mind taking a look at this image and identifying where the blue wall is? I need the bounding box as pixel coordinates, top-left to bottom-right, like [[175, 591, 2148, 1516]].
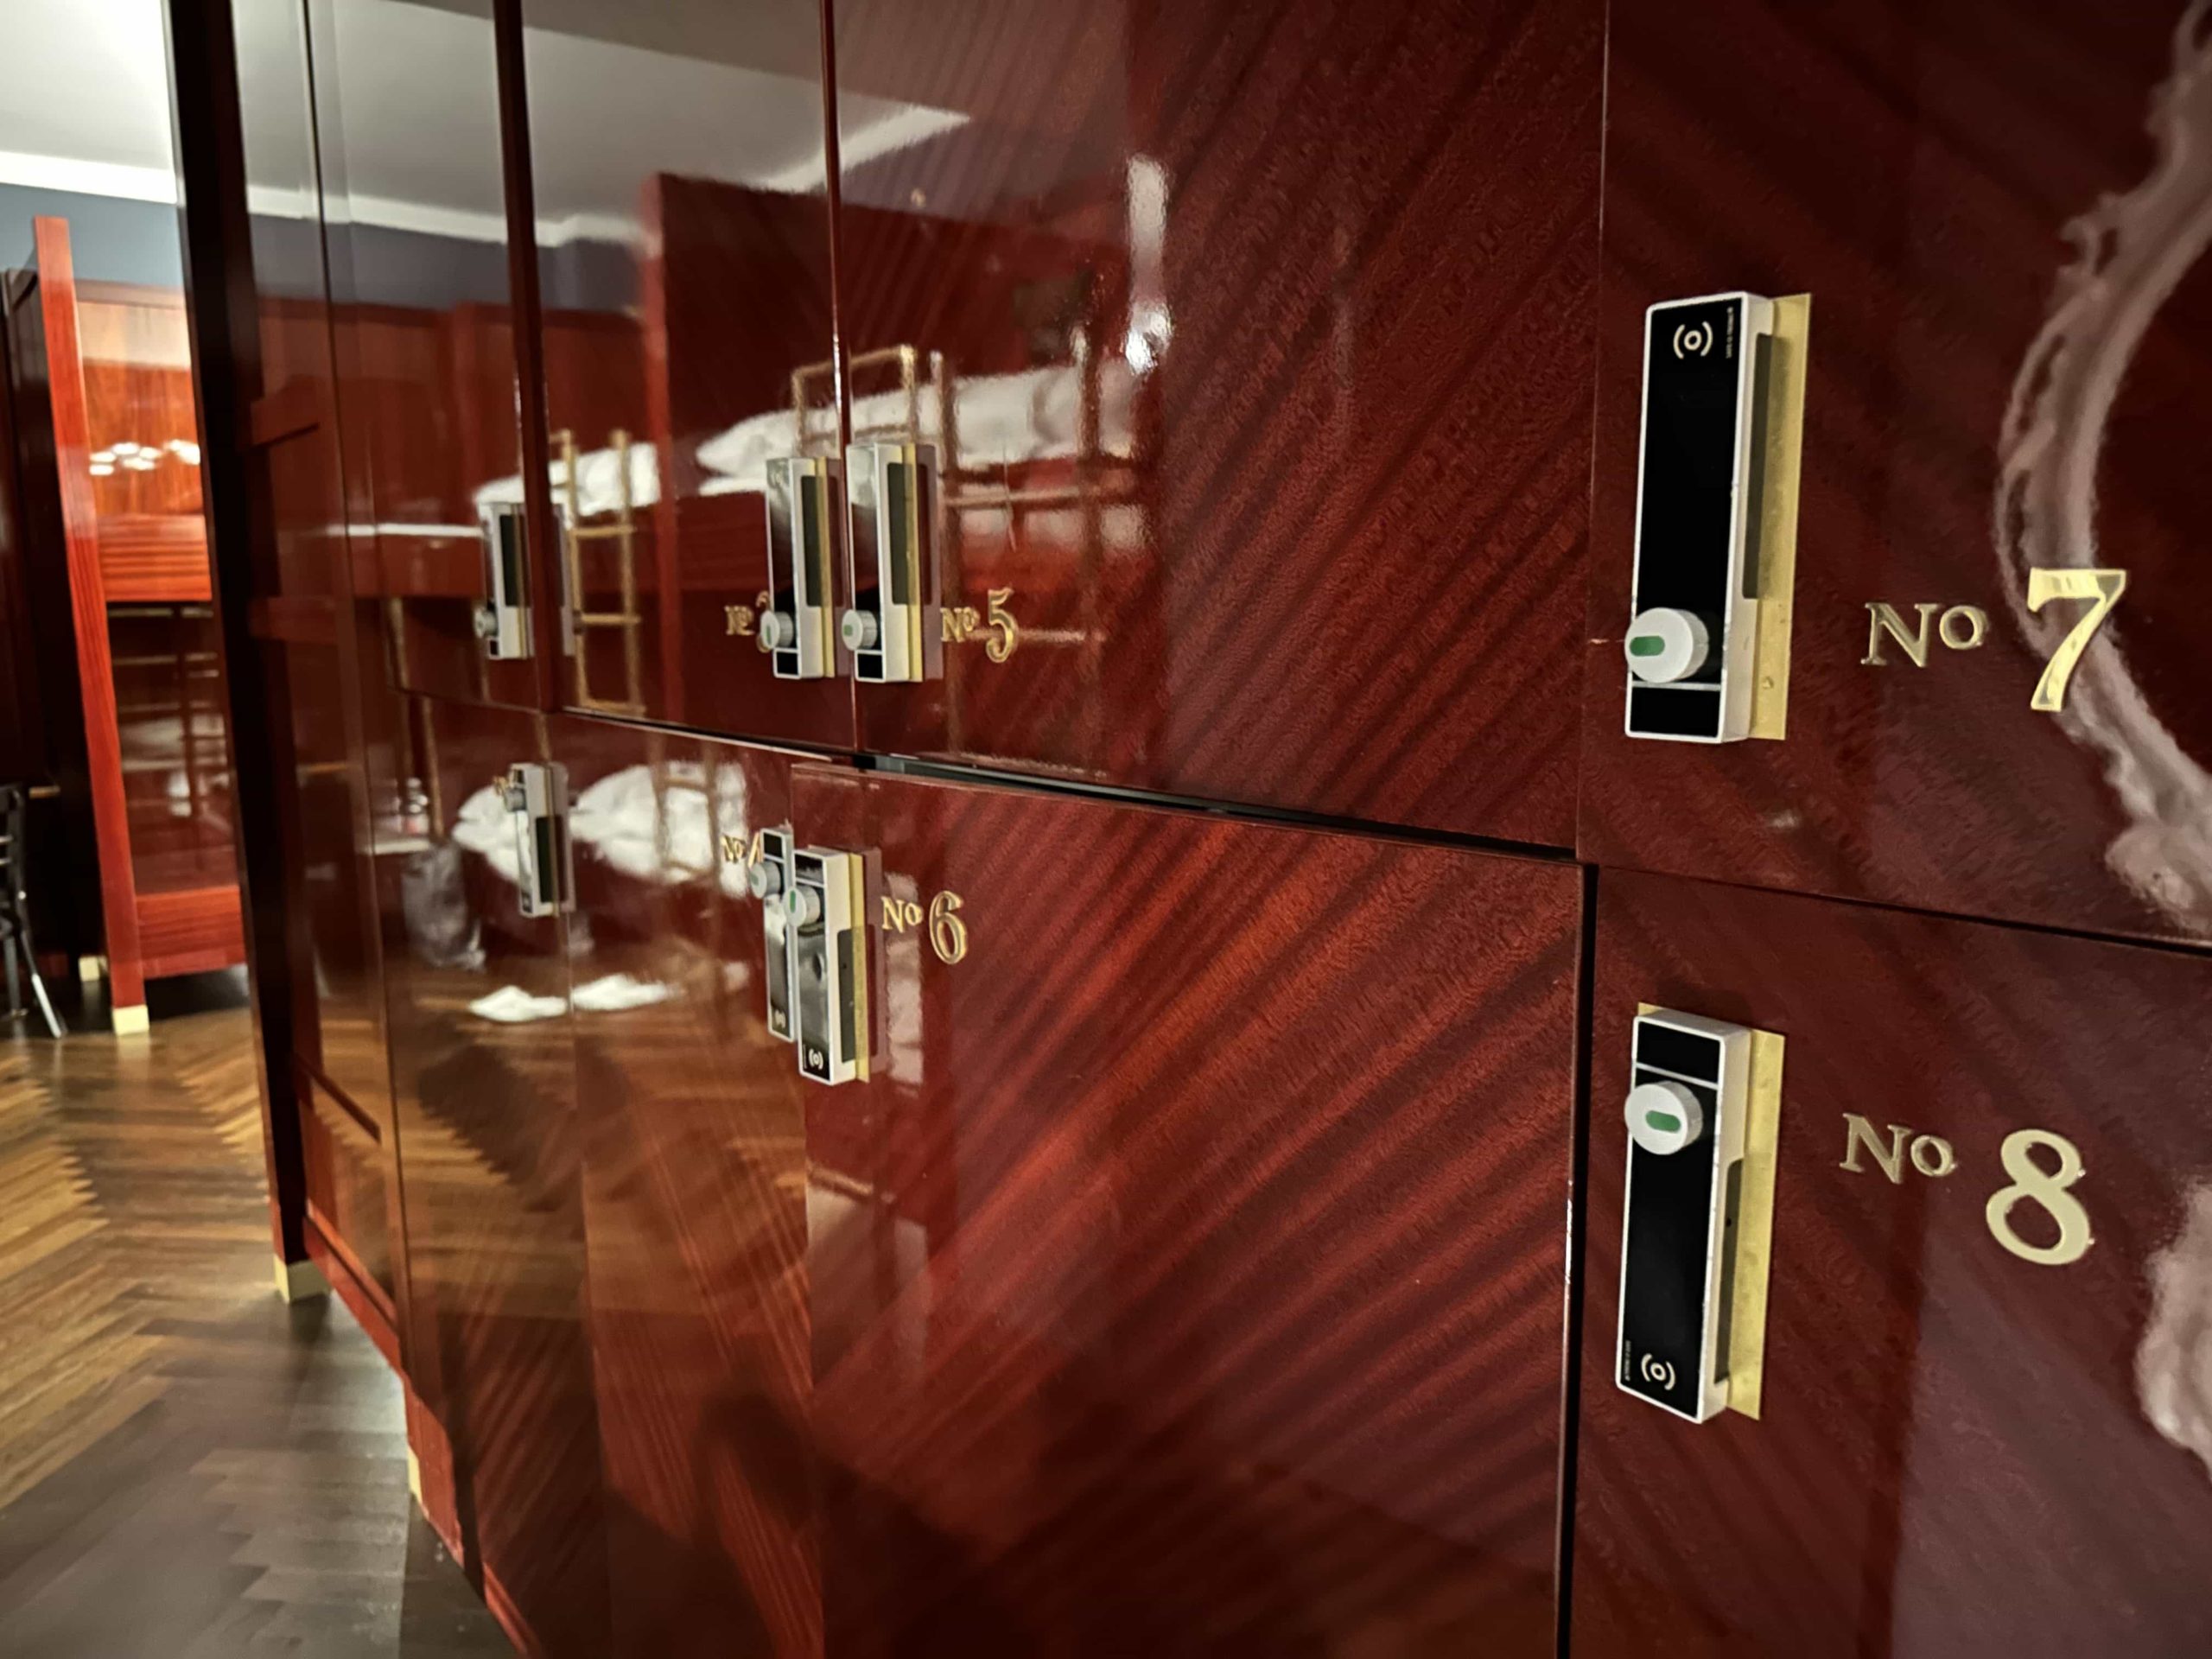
[[0, 185, 183, 287]]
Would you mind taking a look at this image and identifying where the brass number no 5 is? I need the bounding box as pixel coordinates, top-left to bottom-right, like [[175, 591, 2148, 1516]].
[[2027, 567, 2126, 713], [983, 588, 1019, 663]]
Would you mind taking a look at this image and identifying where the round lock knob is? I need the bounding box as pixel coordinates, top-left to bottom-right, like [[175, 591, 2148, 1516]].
[[785, 885, 823, 927], [757, 611, 795, 652], [1625, 1080, 1704, 1157], [1624, 608, 1711, 684], [746, 859, 783, 901], [841, 609, 880, 652], [472, 605, 499, 639]]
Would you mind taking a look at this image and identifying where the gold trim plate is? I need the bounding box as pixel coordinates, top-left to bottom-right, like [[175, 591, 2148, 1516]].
[[1727, 1027, 1787, 1419], [1749, 293, 1810, 741]]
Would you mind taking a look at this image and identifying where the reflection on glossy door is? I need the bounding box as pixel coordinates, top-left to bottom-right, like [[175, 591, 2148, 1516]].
[[382, 696, 608, 1656], [798, 766, 1579, 1653], [830, 0, 1602, 844], [312, 0, 544, 709], [518, 0, 852, 745], [550, 717, 821, 1656], [1579, 0, 2212, 944], [1573, 869, 2212, 1656]]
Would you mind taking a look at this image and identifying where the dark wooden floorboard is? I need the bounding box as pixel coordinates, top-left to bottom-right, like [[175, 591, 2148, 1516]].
[[0, 986, 512, 1656]]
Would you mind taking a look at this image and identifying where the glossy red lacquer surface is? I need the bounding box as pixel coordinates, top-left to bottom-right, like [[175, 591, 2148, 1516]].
[[382, 696, 609, 1657], [1580, 0, 2212, 945], [234, 0, 405, 1297], [1573, 868, 2212, 1656], [313, 0, 543, 709], [798, 766, 1580, 1653], [830, 0, 1600, 844], [550, 718, 822, 1657], [518, 3, 854, 746]]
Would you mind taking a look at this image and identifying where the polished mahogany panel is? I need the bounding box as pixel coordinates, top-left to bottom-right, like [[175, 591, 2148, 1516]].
[[1573, 869, 2212, 1656], [275, 635, 395, 1123], [517, 3, 852, 745], [300, 1069, 399, 1306], [310, 0, 543, 709], [550, 717, 821, 1656], [1579, 1, 2212, 944], [832, 0, 1600, 844], [234, 0, 403, 1147], [382, 696, 609, 1657], [798, 766, 1579, 1652]]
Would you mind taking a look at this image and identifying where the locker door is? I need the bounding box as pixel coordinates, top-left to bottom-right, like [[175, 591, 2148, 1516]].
[[382, 697, 609, 1656], [549, 717, 822, 1656], [516, 3, 853, 746], [235, 0, 403, 1297], [826, 0, 1601, 844], [308, 0, 550, 709], [1580, 0, 2212, 944], [794, 766, 1580, 1653], [1573, 870, 2212, 1656]]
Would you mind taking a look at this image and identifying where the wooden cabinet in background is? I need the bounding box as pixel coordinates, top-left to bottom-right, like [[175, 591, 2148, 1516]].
[[4, 218, 244, 1029]]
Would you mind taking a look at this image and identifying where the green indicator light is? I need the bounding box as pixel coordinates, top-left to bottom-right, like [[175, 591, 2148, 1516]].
[[1643, 1110, 1682, 1134], [1628, 634, 1666, 658]]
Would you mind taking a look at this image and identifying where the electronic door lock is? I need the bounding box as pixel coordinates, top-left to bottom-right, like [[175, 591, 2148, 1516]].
[[500, 762, 573, 918], [762, 457, 841, 679], [749, 828, 796, 1044], [1624, 291, 1808, 742], [475, 501, 533, 659], [842, 441, 941, 684], [1616, 1007, 1783, 1425], [785, 846, 868, 1086]]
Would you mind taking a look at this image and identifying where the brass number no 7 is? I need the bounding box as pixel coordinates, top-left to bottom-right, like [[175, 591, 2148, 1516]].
[[2026, 568, 2126, 713]]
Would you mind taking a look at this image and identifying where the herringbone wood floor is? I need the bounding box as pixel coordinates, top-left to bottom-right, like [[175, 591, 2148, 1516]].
[[0, 980, 511, 1656]]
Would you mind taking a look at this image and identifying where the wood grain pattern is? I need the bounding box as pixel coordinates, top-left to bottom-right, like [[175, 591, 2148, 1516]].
[[1578, 0, 2212, 945], [382, 695, 610, 1659], [799, 765, 1580, 1654], [833, 0, 1600, 845], [94, 517, 212, 602], [135, 885, 246, 980], [1573, 868, 2212, 1656], [550, 718, 822, 1657], [74, 289, 204, 526]]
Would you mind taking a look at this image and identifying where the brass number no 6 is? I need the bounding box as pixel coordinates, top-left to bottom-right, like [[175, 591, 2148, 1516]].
[[881, 888, 969, 963], [927, 892, 968, 963]]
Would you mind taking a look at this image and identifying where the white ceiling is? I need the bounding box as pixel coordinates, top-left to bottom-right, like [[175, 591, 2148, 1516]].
[[0, 0, 178, 200]]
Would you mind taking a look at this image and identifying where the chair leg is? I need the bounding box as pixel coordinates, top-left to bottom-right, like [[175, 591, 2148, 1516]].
[[27, 957, 61, 1039], [12, 902, 65, 1040]]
